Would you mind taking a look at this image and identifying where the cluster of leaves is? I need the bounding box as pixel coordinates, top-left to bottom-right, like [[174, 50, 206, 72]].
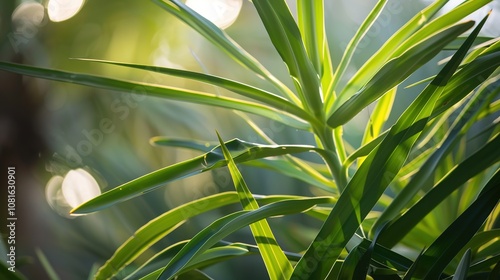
[[1, 0, 500, 279]]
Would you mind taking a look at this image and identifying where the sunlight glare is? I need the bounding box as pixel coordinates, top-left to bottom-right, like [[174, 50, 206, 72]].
[[185, 0, 243, 29], [47, 0, 85, 22], [61, 169, 101, 208]]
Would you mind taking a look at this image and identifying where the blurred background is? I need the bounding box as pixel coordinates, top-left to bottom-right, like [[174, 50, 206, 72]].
[[0, 0, 499, 279]]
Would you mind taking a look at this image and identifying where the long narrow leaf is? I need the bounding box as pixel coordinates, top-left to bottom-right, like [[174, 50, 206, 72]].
[[252, 0, 323, 118], [376, 80, 499, 235], [218, 133, 292, 279], [332, 0, 491, 115], [68, 138, 320, 213], [74, 58, 316, 125], [393, 0, 492, 59], [96, 192, 320, 280], [150, 136, 337, 193], [0, 62, 310, 130], [353, 223, 390, 279], [0, 264, 25, 280], [327, 21, 474, 128], [445, 36, 496, 50], [379, 133, 500, 247], [35, 249, 60, 280], [329, 0, 448, 115], [408, 170, 500, 279], [358, 86, 396, 167], [294, 69, 445, 280], [325, 0, 388, 109], [362, 87, 396, 146], [457, 230, 500, 264], [94, 192, 237, 280], [297, 0, 325, 75], [292, 23, 473, 277], [452, 249, 472, 280], [433, 53, 500, 118], [151, 0, 300, 104], [157, 197, 334, 279], [371, 14, 493, 234], [129, 242, 252, 280]]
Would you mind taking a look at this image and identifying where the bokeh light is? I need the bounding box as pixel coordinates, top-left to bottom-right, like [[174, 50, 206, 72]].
[[185, 0, 243, 29], [62, 168, 101, 208], [47, 0, 86, 22], [45, 168, 101, 216], [11, 2, 45, 27]]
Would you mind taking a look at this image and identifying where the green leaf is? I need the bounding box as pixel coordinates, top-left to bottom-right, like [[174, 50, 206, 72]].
[[462, 38, 500, 65], [489, 260, 500, 279], [129, 242, 252, 280], [292, 22, 472, 277], [233, 111, 337, 192], [184, 245, 252, 271], [346, 234, 413, 273], [327, 21, 474, 128], [150, 137, 337, 193], [248, 157, 337, 193], [441, 37, 498, 66], [338, 243, 364, 280], [71, 138, 321, 214], [252, 0, 324, 118], [444, 36, 496, 50], [94, 192, 236, 280], [0, 62, 310, 130], [408, 170, 500, 279], [157, 197, 334, 279], [344, 77, 490, 169], [297, 0, 326, 75], [478, 98, 500, 120], [0, 263, 25, 280], [396, 0, 492, 59], [339, 227, 407, 280], [343, 131, 387, 171], [485, 202, 500, 230], [358, 86, 396, 167], [433, 53, 500, 118], [369, 268, 401, 280], [353, 223, 390, 279], [151, 0, 300, 104], [362, 87, 396, 145], [150, 137, 214, 152], [371, 13, 495, 234], [74, 58, 316, 126], [217, 132, 293, 279], [378, 133, 500, 247], [402, 249, 425, 280], [469, 254, 500, 273], [294, 75, 443, 279], [375, 83, 499, 236], [452, 249, 471, 280], [95, 192, 320, 280], [140, 269, 214, 280], [329, 0, 447, 115], [125, 241, 187, 279], [325, 0, 388, 109], [331, 0, 491, 117], [35, 248, 60, 280]]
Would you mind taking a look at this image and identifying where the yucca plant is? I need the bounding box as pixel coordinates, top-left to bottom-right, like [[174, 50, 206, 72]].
[[1, 0, 500, 279]]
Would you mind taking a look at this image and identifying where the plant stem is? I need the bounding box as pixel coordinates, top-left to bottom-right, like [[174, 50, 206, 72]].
[[314, 124, 348, 191]]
